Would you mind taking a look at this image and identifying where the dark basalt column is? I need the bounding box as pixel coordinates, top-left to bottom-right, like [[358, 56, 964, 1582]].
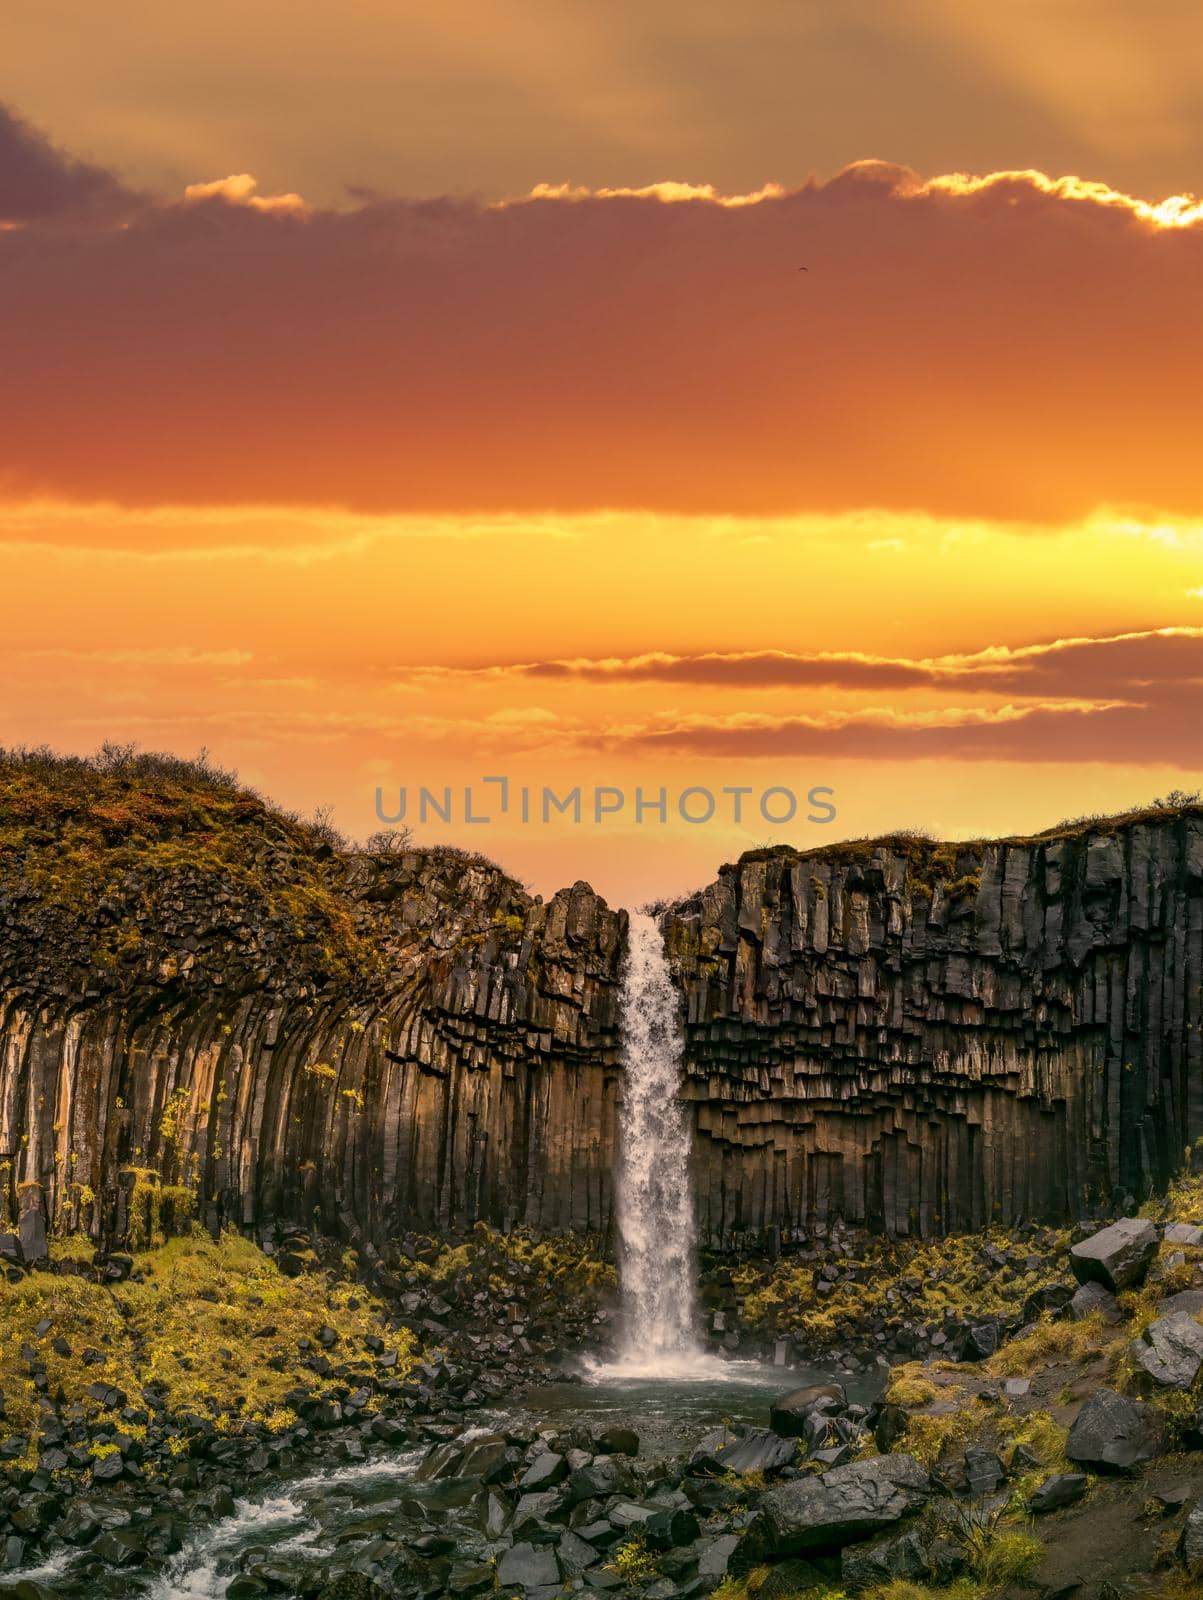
[[664, 817, 1203, 1242], [2, 814, 1202, 1249], [0, 853, 626, 1249]]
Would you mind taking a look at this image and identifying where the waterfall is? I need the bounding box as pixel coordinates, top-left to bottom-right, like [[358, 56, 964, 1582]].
[[605, 909, 710, 1376]]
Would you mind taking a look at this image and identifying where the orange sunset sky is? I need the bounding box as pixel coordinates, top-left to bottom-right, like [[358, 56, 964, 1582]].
[[3, 2, 1203, 905]]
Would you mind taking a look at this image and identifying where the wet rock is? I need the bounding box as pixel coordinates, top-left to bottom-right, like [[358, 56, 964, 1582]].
[[594, 1426, 639, 1457], [520, 1450, 568, 1489], [92, 1527, 147, 1565], [1066, 1388, 1163, 1471], [734, 1454, 931, 1564], [1029, 1473, 1089, 1513], [1069, 1219, 1158, 1294], [689, 1426, 795, 1478], [1130, 1312, 1203, 1391], [644, 1508, 700, 1551], [769, 1384, 846, 1439], [314, 1578, 390, 1600]]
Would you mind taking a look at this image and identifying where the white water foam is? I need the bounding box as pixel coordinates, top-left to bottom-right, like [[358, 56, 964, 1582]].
[[144, 1447, 424, 1600], [589, 910, 724, 1381]]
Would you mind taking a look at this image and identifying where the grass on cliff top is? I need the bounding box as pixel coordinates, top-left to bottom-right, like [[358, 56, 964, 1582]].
[[0, 744, 385, 984], [0, 1229, 419, 1452], [728, 790, 1202, 875]]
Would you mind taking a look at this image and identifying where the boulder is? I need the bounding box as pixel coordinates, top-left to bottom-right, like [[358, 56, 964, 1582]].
[[714, 1427, 797, 1477], [1029, 1473, 1089, 1513], [962, 1448, 1005, 1496], [695, 1534, 740, 1582], [447, 1562, 494, 1596], [557, 1531, 600, 1576], [689, 1425, 795, 1478], [1070, 1282, 1121, 1323], [568, 1456, 633, 1502], [1066, 1388, 1163, 1471], [734, 1454, 931, 1564], [840, 1528, 929, 1588], [520, 1450, 568, 1489], [594, 1425, 639, 1457], [769, 1384, 846, 1438], [497, 1543, 561, 1590], [1130, 1313, 1203, 1391], [1160, 1289, 1203, 1319], [644, 1508, 700, 1551], [1164, 1224, 1203, 1247], [512, 1489, 570, 1535], [1070, 1219, 1158, 1293]]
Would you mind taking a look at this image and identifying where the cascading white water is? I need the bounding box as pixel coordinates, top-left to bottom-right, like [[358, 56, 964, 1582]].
[[602, 909, 714, 1377]]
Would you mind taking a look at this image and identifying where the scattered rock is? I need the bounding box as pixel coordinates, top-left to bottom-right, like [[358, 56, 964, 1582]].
[[735, 1453, 931, 1564], [1029, 1473, 1090, 1513], [1069, 1219, 1158, 1294], [1066, 1387, 1163, 1471], [1130, 1312, 1203, 1391]]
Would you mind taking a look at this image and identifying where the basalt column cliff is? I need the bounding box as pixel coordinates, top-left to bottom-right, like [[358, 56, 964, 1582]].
[[0, 757, 625, 1255], [1, 758, 1201, 1253], [663, 815, 1203, 1242]]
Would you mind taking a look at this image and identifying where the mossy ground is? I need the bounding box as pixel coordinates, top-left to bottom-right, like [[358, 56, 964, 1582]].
[[0, 1229, 420, 1458], [407, 1220, 617, 1296], [728, 1226, 1070, 1350]]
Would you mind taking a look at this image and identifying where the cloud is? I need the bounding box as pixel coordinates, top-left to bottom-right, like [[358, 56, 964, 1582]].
[[0, 104, 139, 224], [401, 626, 1203, 698], [2, 112, 1203, 521], [183, 174, 309, 216]]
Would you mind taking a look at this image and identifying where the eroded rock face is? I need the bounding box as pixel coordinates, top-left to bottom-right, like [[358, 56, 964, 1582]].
[[663, 816, 1203, 1242]]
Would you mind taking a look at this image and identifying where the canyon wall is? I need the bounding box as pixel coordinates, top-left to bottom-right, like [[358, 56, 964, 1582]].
[[2, 760, 1202, 1250]]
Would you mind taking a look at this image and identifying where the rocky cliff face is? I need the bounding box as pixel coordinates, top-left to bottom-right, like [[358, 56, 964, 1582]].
[[662, 816, 1203, 1243], [2, 754, 1201, 1252], [0, 753, 624, 1254]]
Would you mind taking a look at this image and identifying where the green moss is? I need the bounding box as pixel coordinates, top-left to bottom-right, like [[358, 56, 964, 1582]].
[[0, 744, 389, 994], [0, 1229, 421, 1443]]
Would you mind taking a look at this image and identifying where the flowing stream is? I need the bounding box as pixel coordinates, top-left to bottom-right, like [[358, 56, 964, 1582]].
[[599, 909, 714, 1377]]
